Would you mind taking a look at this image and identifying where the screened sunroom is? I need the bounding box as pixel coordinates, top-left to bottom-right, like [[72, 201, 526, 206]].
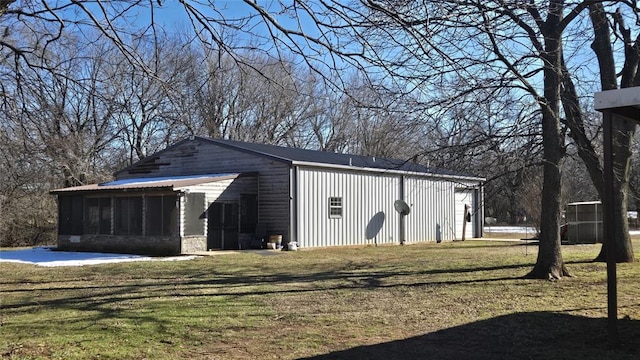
[[51, 173, 258, 255]]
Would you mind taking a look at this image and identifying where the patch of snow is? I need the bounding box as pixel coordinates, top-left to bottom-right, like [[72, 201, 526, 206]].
[[0, 247, 197, 267], [484, 226, 537, 233], [486, 226, 640, 236]]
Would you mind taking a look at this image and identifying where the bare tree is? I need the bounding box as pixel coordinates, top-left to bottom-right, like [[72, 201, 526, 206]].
[[0, 116, 57, 246], [0, 31, 122, 245], [560, 3, 638, 262], [107, 35, 191, 163], [10, 34, 122, 186]]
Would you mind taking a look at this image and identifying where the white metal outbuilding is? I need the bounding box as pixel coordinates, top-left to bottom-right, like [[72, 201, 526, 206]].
[[52, 137, 485, 254]]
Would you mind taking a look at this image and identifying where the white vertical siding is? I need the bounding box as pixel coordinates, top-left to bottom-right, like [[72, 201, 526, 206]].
[[297, 167, 400, 248], [297, 168, 483, 247], [404, 176, 457, 242]]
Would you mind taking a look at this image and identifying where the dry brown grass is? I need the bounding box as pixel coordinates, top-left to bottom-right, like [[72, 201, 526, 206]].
[[1, 240, 639, 359]]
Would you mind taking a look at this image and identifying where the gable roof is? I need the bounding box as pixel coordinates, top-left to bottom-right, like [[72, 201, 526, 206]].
[[201, 137, 480, 179], [113, 136, 483, 181]]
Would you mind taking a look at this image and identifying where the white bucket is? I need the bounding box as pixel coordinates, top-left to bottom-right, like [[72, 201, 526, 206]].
[[288, 242, 298, 251]]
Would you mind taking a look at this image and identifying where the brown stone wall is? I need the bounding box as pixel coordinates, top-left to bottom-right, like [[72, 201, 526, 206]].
[[57, 234, 182, 256]]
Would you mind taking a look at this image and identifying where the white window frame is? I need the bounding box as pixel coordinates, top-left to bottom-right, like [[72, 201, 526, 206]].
[[329, 196, 343, 219]]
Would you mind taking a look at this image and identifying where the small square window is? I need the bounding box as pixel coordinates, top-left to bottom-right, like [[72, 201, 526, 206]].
[[329, 197, 343, 218]]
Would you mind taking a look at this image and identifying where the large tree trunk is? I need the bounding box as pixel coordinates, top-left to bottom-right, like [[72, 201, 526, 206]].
[[588, 4, 636, 263], [526, 1, 570, 279], [594, 120, 636, 262], [526, 94, 569, 279], [525, 125, 569, 279], [561, 70, 635, 263]]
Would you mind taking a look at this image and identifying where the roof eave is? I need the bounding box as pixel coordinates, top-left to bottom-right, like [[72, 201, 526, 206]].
[[50, 186, 177, 195], [291, 160, 485, 182], [203, 137, 294, 164], [50, 172, 257, 195]]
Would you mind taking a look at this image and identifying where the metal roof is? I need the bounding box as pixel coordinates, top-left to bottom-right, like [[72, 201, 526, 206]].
[[202, 137, 479, 179], [50, 173, 243, 194]]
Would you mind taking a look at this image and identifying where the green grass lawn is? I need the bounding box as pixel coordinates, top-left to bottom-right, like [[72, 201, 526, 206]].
[[1, 240, 639, 359]]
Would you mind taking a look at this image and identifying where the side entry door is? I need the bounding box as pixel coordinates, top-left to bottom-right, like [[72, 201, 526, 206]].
[[207, 202, 239, 250]]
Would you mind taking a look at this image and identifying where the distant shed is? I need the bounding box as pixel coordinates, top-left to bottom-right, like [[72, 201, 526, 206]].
[[51, 137, 485, 255], [565, 201, 602, 244]]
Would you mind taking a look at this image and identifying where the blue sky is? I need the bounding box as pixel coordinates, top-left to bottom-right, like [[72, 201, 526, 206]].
[[149, 1, 298, 36], [153, 1, 251, 28]]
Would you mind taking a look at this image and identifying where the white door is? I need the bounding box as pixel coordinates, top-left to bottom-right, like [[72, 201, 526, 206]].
[[455, 190, 475, 240]]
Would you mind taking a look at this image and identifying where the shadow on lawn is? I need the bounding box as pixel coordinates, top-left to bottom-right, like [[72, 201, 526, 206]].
[[300, 312, 640, 360], [0, 262, 528, 303]]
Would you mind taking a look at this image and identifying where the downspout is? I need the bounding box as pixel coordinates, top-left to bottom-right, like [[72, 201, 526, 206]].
[[479, 182, 485, 238], [400, 175, 406, 244]]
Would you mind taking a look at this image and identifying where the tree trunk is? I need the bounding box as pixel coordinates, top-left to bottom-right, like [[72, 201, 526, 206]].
[[561, 73, 635, 263], [525, 109, 569, 279], [525, 1, 570, 279], [594, 120, 636, 262], [586, 3, 636, 263]]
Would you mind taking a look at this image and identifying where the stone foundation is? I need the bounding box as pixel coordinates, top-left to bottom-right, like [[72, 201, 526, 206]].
[[57, 234, 182, 256], [181, 236, 207, 253]]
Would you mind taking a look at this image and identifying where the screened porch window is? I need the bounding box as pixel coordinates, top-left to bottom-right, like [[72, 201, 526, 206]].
[[329, 197, 343, 219], [85, 197, 111, 235], [114, 197, 143, 235], [145, 195, 178, 236], [184, 193, 205, 236], [58, 195, 83, 235]]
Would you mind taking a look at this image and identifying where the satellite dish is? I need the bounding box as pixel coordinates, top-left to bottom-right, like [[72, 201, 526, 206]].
[[394, 200, 411, 216]]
